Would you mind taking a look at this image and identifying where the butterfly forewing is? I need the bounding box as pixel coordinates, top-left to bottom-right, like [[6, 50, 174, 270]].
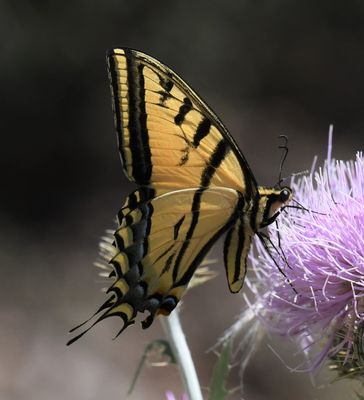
[[107, 48, 257, 197]]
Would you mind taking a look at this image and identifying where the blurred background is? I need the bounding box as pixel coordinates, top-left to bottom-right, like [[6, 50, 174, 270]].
[[1, 1, 363, 399]]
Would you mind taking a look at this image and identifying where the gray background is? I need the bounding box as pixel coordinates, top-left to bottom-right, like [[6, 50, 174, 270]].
[[1, 1, 363, 399]]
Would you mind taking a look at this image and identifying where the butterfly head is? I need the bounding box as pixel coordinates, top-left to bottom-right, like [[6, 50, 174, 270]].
[[256, 186, 293, 229]]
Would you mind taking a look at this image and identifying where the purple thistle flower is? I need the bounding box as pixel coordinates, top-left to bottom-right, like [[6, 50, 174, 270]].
[[247, 133, 364, 373], [165, 391, 188, 400]]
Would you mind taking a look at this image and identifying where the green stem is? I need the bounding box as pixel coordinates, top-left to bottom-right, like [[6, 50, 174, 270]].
[[161, 308, 204, 400]]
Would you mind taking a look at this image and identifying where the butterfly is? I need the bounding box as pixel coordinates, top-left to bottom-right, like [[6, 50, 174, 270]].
[[67, 48, 292, 345]]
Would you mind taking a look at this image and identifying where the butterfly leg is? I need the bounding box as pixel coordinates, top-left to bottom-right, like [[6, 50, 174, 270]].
[[257, 232, 297, 294]]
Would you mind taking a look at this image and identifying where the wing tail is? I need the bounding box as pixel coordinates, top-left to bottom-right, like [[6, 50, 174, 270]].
[[67, 299, 136, 345]]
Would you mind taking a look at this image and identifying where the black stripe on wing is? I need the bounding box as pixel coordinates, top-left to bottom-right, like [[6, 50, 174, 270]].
[[193, 118, 211, 147], [107, 53, 126, 167], [172, 139, 231, 282], [223, 211, 252, 294], [174, 97, 193, 125], [107, 49, 153, 185], [125, 49, 152, 184], [175, 189, 243, 288]]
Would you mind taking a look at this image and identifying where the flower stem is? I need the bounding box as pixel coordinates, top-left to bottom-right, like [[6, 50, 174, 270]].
[[161, 308, 204, 400]]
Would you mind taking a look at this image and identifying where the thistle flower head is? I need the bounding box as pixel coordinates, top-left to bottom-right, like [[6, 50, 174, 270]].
[[248, 134, 364, 374], [165, 391, 188, 400]]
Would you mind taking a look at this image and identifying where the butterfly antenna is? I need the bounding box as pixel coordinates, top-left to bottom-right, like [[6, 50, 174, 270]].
[[277, 170, 310, 187], [291, 170, 309, 178], [276, 135, 289, 188], [257, 232, 297, 294]]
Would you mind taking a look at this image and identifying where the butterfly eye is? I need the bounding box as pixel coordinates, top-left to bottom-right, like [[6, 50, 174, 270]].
[[279, 188, 291, 203]]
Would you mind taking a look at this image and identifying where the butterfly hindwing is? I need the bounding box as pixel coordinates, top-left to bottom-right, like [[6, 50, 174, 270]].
[[67, 187, 242, 342], [114, 187, 242, 327], [107, 48, 258, 197]]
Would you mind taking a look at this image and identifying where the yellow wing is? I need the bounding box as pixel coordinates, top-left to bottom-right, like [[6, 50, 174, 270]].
[[67, 187, 243, 344], [107, 48, 258, 198]]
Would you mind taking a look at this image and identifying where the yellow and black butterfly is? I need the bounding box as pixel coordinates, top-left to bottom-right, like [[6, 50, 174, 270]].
[[67, 48, 292, 345]]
